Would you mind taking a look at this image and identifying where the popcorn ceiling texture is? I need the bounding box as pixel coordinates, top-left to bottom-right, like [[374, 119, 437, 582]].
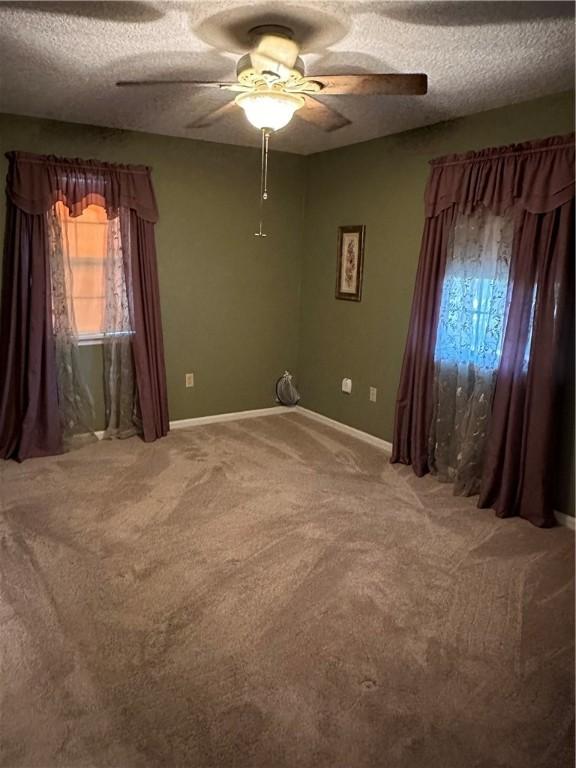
[[0, 0, 573, 155], [0, 413, 574, 767]]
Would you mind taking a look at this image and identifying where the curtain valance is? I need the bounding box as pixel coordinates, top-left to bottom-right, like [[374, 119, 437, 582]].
[[393, 131, 574, 527], [5, 151, 159, 223], [1, 150, 167, 461], [425, 134, 575, 218]]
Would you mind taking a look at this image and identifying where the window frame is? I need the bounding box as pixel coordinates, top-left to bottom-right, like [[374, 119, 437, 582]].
[[53, 200, 133, 345], [434, 274, 510, 369], [78, 330, 134, 346]]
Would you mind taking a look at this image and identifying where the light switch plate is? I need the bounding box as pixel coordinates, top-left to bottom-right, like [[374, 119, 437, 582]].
[[185, 373, 194, 388]]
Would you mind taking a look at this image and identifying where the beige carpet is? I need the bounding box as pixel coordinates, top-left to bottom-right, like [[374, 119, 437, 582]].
[[0, 412, 574, 768]]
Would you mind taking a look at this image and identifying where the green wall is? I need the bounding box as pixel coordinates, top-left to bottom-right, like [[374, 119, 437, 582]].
[[0, 92, 573, 514], [0, 114, 307, 426], [298, 90, 574, 515]]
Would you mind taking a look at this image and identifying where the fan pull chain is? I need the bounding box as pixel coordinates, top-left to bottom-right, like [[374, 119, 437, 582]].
[[255, 128, 271, 237]]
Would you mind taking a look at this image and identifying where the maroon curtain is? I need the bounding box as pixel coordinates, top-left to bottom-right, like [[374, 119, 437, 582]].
[[0, 202, 62, 459], [6, 151, 158, 221], [478, 201, 575, 526], [0, 151, 169, 459], [123, 211, 169, 441], [391, 134, 575, 526], [391, 207, 455, 475]]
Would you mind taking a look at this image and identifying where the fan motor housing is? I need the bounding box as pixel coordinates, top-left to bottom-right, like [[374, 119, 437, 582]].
[[248, 24, 295, 41], [236, 53, 305, 82]]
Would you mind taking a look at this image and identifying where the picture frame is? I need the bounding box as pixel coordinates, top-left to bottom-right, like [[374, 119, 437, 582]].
[[335, 225, 365, 301]]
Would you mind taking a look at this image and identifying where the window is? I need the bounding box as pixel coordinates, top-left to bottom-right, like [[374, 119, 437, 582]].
[[435, 275, 510, 370], [434, 208, 513, 371], [52, 202, 132, 343], [54, 201, 107, 340]]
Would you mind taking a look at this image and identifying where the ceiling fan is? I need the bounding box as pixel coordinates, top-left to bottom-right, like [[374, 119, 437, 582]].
[[117, 25, 428, 133]]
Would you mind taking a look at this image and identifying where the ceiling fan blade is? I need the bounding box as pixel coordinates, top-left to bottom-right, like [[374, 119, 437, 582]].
[[116, 80, 243, 91], [307, 73, 428, 96], [295, 95, 351, 132], [185, 99, 238, 129]]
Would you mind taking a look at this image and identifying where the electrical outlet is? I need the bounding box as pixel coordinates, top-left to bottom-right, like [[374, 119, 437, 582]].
[[369, 386, 377, 402], [185, 373, 194, 388], [342, 378, 352, 394]]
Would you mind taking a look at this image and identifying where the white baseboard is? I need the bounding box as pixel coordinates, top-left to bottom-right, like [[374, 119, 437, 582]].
[[295, 408, 573, 531], [168, 404, 392, 454], [294, 406, 393, 454], [91, 407, 291, 438], [554, 510, 575, 531], [98, 403, 574, 531], [169, 405, 292, 430]]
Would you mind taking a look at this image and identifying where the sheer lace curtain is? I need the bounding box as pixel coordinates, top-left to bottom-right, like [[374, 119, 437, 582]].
[[1, 151, 168, 462], [391, 134, 574, 526], [428, 206, 514, 495], [47, 203, 137, 444], [102, 211, 138, 439], [47, 207, 97, 446]]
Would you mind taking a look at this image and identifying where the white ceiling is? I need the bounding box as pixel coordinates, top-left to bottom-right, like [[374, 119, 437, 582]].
[[0, 1, 574, 155]]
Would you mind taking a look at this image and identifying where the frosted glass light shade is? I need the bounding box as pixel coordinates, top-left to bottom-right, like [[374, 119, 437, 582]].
[[236, 91, 304, 131]]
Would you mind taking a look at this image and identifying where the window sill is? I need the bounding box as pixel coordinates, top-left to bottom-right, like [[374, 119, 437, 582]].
[[78, 333, 134, 346]]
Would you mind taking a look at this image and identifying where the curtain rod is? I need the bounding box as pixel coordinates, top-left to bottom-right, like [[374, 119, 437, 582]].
[[7, 153, 152, 175], [431, 140, 574, 168]]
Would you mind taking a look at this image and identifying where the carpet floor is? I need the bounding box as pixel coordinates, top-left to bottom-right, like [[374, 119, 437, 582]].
[[0, 412, 574, 768]]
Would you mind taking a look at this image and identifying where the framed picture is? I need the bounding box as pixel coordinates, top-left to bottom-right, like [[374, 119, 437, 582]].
[[335, 225, 365, 301]]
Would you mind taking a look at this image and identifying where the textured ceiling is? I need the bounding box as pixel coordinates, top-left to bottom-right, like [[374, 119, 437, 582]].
[[0, 1, 574, 155]]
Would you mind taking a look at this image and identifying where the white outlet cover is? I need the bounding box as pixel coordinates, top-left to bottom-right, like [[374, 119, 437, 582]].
[[342, 378, 352, 394], [185, 373, 194, 388]]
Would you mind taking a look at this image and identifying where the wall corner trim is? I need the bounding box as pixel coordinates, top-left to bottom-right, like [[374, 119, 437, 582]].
[[169, 406, 293, 429], [554, 510, 576, 531], [292, 408, 574, 531], [107, 404, 574, 531], [294, 406, 393, 453]]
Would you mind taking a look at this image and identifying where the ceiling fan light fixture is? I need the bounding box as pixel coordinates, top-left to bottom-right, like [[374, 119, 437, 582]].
[[235, 90, 304, 131]]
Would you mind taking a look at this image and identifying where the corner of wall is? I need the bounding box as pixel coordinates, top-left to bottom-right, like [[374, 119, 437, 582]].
[[293, 152, 313, 388]]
